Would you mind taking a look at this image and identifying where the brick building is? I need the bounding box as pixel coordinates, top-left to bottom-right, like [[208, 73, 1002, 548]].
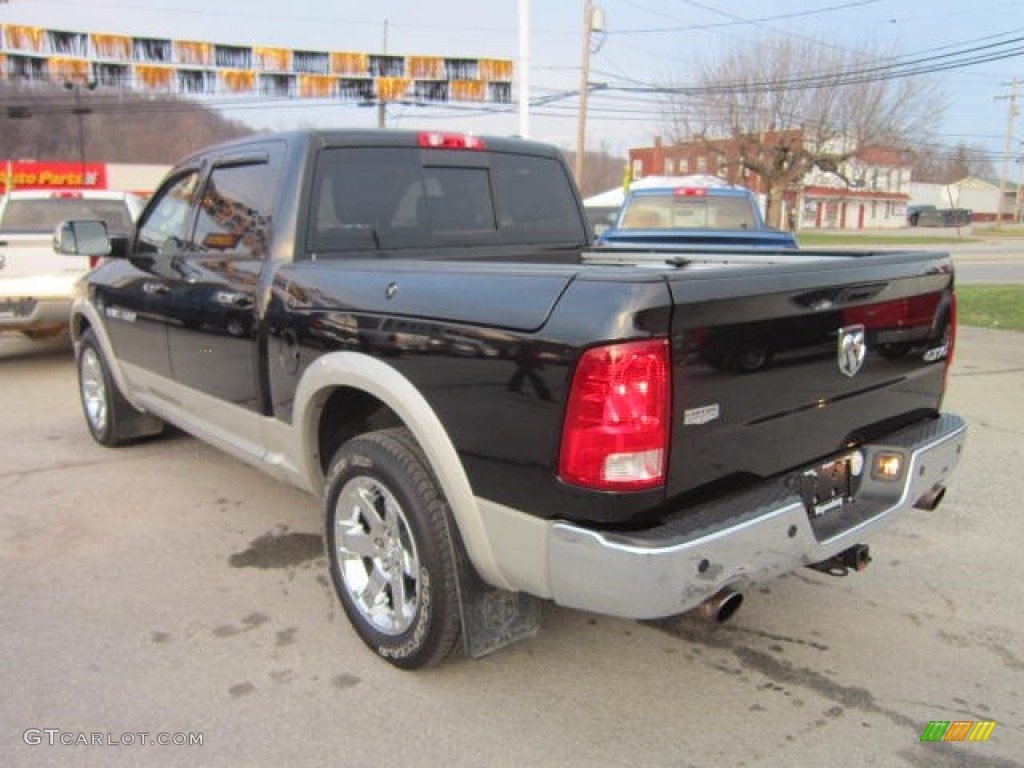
[[628, 135, 912, 230]]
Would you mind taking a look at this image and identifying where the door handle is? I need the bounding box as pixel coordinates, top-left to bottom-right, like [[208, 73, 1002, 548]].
[[214, 290, 254, 309], [143, 281, 170, 295]]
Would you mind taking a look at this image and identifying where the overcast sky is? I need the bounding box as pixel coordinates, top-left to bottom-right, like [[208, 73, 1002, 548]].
[[1, 0, 1021, 175]]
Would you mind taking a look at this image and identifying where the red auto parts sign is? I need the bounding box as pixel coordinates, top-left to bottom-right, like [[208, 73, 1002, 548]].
[[2, 161, 108, 193]]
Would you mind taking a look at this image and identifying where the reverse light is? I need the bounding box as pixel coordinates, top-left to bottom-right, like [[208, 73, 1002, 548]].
[[559, 338, 671, 491], [417, 132, 486, 150], [871, 452, 904, 482]]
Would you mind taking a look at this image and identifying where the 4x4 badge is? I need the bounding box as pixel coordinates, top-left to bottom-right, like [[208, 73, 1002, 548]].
[[838, 324, 866, 377]]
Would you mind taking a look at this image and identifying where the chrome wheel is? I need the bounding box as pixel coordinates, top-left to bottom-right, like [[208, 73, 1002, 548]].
[[333, 476, 421, 636], [80, 346, 109, 435]]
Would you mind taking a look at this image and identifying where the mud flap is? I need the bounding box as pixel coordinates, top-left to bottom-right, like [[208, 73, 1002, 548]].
[[444, 515, 542, 658], [456, 562, 543, 659]]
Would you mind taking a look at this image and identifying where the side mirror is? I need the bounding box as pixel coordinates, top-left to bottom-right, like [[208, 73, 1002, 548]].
[[54, 220, 112, 257]]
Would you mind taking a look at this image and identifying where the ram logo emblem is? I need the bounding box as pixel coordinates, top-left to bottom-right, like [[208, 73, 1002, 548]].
[[838, 324, 866, 378]]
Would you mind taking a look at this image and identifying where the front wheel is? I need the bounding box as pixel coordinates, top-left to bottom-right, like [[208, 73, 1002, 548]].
[[77, 329, 163, 446], [324, 428, 462, 669]]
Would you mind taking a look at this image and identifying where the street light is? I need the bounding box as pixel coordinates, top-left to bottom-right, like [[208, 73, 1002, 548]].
[[64, 80, 97, 176]]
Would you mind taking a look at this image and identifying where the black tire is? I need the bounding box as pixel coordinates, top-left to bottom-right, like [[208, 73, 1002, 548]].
[[733, 344, 772, 372], [324, 428, 462, 669], [77, 329, 163, 446]]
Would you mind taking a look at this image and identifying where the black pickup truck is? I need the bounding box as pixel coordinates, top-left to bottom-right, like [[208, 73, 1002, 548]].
[[59, 129, 966, 668]]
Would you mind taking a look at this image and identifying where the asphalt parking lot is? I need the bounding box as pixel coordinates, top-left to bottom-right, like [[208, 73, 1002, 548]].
[[1, 327, 1021, 768]]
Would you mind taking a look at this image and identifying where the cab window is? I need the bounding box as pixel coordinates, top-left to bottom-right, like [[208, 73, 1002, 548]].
[[137, 172, 199, 254], [193, 162, 276, 260]]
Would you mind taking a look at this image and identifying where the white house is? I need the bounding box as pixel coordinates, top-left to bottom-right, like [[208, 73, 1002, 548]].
[[909, 177, 1019, 222]]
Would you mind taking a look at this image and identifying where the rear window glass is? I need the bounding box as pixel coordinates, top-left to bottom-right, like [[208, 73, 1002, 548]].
[[308, 147, 584, 253], [490, 153, 585, 244], [311, 148, 433, 251], [619, 193, 757, 231], [0, 198, 134, 234]]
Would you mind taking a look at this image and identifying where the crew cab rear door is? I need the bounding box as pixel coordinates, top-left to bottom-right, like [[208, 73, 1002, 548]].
[[164, 144, 283, 411]]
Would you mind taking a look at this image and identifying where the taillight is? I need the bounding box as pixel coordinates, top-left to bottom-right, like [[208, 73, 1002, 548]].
[[417, 132, 485, 150], [88, 256, 101, 269], [559, 338, 671, 491]]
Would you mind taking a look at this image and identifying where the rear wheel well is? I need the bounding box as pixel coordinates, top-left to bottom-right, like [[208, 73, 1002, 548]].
[[316, 387, 402, 475], [71, 313, 92, 341]]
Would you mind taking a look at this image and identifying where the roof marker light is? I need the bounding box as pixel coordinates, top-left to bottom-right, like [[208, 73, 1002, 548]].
[[417, 132, 486, 150]]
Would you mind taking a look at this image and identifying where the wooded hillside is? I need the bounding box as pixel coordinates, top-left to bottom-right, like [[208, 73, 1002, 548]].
[[0, 82, 253, 163]]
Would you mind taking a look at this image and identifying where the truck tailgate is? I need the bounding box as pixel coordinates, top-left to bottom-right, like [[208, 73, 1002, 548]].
[[662, 250, 954, 498], [0, 234, 89, 278]]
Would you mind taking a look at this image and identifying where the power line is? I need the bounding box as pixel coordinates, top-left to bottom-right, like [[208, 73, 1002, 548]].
[[610, 0, 881, 35], [609, 36, 1024, 96], [0, 1, 575, 38], [3, 28, 1012, 114]]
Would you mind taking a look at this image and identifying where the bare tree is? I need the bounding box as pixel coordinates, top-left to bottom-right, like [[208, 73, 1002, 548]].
[[910, 142, 994, 183], [562, 142, 629, 198], [663, 37, 946, 228]]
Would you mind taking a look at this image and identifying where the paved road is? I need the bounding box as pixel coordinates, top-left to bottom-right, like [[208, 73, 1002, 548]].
[[811, 231, 1024, 284], [1, 330, 1022, 768]]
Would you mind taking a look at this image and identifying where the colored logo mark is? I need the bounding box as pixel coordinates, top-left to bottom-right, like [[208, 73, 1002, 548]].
[[920, 720, 997, 742]]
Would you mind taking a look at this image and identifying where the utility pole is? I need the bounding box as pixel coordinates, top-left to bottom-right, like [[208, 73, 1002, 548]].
[[65, 80, 96, 178], [995, 79, 1021, 229], [574, 1, 603, 191], [1018, 140, 1024, 223], [377, 19, 389, 129], [518, 0, 530, 138]]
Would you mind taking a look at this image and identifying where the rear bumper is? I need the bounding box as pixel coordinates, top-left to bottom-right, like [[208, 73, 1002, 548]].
[[546, 413, 966, 619], [0, 296, 72, 333]]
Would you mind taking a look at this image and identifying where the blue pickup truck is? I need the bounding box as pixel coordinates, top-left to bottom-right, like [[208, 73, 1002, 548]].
[[597, 181, 798, 250]]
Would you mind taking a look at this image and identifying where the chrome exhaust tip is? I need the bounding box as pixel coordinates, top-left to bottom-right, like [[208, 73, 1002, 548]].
[[914, 484, 947, 511], [697, 588, 744, 623]]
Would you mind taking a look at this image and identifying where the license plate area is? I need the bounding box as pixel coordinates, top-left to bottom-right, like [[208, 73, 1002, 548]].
[[0, 298, 35, 318], [800, 451, 863, 518]]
